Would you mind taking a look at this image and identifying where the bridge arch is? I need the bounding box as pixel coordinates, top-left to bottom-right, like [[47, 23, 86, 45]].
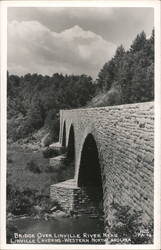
[[78, 133, 104, 214], [66, 124, 75, 163], [62, 121, 66, 147], [78, 133, 102, 187]]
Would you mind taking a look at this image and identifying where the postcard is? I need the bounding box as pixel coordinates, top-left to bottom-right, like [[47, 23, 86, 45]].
[[0, 0, 161, 249]]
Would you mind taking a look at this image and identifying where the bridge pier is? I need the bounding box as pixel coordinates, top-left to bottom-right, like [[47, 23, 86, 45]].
[[49, 142, 66, 155], [50, 179, 104, 217]]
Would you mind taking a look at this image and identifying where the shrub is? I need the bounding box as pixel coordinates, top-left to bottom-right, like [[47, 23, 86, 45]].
[[41, 133, 52, 147], [49, 117, 60, 142], [45, 166, 56, 173], [26, 159, 41, 174], [7, 185, 38, 215], [107, 202, 153, 244], [7, 193, 33, 215], [42, 147, 58, 158], [7, 222, 19, 243]]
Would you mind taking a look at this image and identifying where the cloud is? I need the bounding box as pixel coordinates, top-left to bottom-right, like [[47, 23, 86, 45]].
[[8, 7, 154, 48], [8, 20, 116, 78], [7, 7, 154, 77]]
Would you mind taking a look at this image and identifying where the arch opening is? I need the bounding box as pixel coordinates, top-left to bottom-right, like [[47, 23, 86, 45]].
[[78, 134, 102, 188], [78, 134, 104, 218], [62, 122, 66, 147], [61, 124, 75, 179], [67, 125, 75, 163]]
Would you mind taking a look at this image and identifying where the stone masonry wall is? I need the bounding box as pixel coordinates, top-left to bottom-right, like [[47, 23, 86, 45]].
[[58, 102, 154, 228], [50, 180, 103, 216], [50, 181, 75, 212]]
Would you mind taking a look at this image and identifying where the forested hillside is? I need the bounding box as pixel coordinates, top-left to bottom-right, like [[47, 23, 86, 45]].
[[7, 30, 154, 143], [90, 30, 154, 107], [7, 74, 94, 142]]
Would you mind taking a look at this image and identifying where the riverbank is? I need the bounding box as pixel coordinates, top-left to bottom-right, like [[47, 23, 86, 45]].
[[6, 142, 76, 241]]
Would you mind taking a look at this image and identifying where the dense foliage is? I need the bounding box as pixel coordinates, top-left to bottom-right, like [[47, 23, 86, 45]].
[[7, 73, 95, 141], [107, 202, 153, 244], [93, 30, 154, 106], [7, 30, 154, 141]]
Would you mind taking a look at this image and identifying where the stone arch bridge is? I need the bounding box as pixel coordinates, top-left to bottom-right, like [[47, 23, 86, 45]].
[[50, 102, 154, 231]]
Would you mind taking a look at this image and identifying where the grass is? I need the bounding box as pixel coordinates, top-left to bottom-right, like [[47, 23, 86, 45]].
[[7, 145, 50, 195], [7, 144, 74, 196]]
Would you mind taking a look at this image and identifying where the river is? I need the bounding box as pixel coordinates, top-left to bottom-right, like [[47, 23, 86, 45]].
[[11, 215, 105, 244]]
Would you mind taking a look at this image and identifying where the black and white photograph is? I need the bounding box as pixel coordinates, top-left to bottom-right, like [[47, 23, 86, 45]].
[[0, 0, 161, 249]]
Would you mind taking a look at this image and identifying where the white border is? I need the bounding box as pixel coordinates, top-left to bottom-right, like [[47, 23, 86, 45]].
[[0, 1, 160, 250]]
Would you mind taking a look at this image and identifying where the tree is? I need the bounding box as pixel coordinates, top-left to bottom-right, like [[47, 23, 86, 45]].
[[95, 30, 154, 106], [130, 31, 147, 53], [7, 72, 96, 141], [97, 60, 114, 91]]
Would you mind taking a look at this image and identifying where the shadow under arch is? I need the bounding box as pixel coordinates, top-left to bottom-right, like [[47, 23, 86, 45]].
[[78, 134, 102, 187], [60, 124, 75, 180], [62, 122, 66, 147], [78, 134, 104, 214], [67, 124, 75, 162]]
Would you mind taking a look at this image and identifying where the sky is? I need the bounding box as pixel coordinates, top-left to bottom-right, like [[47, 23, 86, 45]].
[[8, 7, 154, 79]]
